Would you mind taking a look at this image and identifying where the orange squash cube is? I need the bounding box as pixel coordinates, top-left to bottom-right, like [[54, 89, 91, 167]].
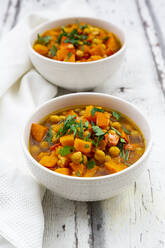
[[60, 134, 74, 146], [74, 138, 92, 154], [31, 123, 48, 142], [105, 161, 127, 173]]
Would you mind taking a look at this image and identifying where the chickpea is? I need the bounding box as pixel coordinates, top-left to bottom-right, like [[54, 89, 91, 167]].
[[94, 149, 105, 163], [105, 155, 111, 162], [57, 156, 68, 167], [84, 130, 91, 137], [76, 50, 84, 57], [75, 108, 81, 113], [52, 134, 58, 143], [93, 38, 102, 44], [109, 146, 120, 157], [40, 141, 49, 149], [84, 28, 90, 34], [112, 122, 121, 130], [92, 30, 99, 35], [30, 145, 40, 155], [59, 115, 66, 121], [82, 154, 87, 165], [71, 152, 82, 164], [79, 110, 85, 116], [68, 44, 74, 49], [49, 115, 60, 123], [131, 130, 139, 136], [136, 147, 144, 156]]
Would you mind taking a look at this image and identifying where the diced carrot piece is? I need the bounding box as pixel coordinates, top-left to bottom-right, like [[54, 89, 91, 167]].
[[69, 162, 85, 176], [89, 44, 105, 56], [96, 112, 110, 129], [74, 138, 92, 154], [39, 153, 58, 168], [84, 166, 99, 177], [60, 134, 74, 146], [31, 123, 48, 142], [55, 168, 71, 175], [105, 161, 127, 173]]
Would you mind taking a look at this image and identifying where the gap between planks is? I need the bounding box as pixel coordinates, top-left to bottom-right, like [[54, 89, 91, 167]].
[[136, 0, 165, 96]]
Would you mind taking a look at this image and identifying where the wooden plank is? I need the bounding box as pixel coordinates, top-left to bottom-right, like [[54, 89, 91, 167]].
[[91, 0, 165, 247]]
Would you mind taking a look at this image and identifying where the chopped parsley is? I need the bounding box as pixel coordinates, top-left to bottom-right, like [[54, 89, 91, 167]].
[[67, 52, 72, 60], [50, 45, 57, 57], [120, 138, 126, 143], [59, 146, 75, 156], [91, 107, 104, 117], [125, 150, 129, 161], [111, 127, 121, 136], [84, 144, 89, 148], [92, 125, 105, 136], [86, 160, 95, 169], [122, 125, 131, 134], [112, 111, 120, 120], [77, 170, 81, 176], [37, 34, 51, 45], [84, 120, 89, 129], [44, 127, 52, 145]]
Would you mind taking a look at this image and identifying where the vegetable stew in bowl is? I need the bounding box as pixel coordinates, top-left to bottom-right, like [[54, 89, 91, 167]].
[[29, 105, 145, 177], [33, 22, 121, 62]]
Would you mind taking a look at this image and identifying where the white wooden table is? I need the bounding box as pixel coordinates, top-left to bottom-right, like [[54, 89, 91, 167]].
[[1, 0, 165, 247]]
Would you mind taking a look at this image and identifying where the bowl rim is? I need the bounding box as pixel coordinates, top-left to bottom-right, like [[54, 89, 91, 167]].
[[22, 92, 152, 182], [28, 16, 126, 65]]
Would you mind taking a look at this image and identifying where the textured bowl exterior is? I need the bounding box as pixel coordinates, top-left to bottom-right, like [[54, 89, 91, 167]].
[[29, 17, 126, 90], [22, 93, 152, 201]]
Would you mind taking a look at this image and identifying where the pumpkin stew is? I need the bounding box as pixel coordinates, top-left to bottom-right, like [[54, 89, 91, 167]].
[[33, 22, 121, 62], [29, 106, 145, 177]]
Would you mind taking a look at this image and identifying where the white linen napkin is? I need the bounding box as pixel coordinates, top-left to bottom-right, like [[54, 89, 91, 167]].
[[0, 0, 95, 247]]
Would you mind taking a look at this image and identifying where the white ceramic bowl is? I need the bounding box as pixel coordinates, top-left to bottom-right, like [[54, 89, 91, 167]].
[[22, 93, 152, 201], [29, 17, 126, 90]]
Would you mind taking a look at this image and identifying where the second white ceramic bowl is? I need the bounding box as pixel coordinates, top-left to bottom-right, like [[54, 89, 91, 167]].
[[29, 17, 126, 90], [22, 93, 152, 201]]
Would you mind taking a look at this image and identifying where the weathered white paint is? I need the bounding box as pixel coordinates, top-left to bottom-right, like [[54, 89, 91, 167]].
[[0, 0, 165, 247]]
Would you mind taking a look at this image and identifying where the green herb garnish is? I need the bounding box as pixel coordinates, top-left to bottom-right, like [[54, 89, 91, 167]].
[[84, 120, 89, 129], [44, 127, 52, 145], [104, 36, 109, 42], [125, 150, 129, 161], [92, 125, 105, 136], [86, 160, 96, 169], [80, 154, 84, 164], [59, 146, 74, 156], [124, 162, 131, 166], [91, 107, 104, 117], [120, 138, 126, 143], [37, 34, 51, 45], [67, 52, 72, 60], [111, 127, 121, 136], [85, 132, 91, 141], [50, 45, 57, 57], [84, 144, 89, 148], [56, 115, 77, 138], [122, 125, 131, 134], [112, 111, 120, 121], [77, 170, 81, 176]]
